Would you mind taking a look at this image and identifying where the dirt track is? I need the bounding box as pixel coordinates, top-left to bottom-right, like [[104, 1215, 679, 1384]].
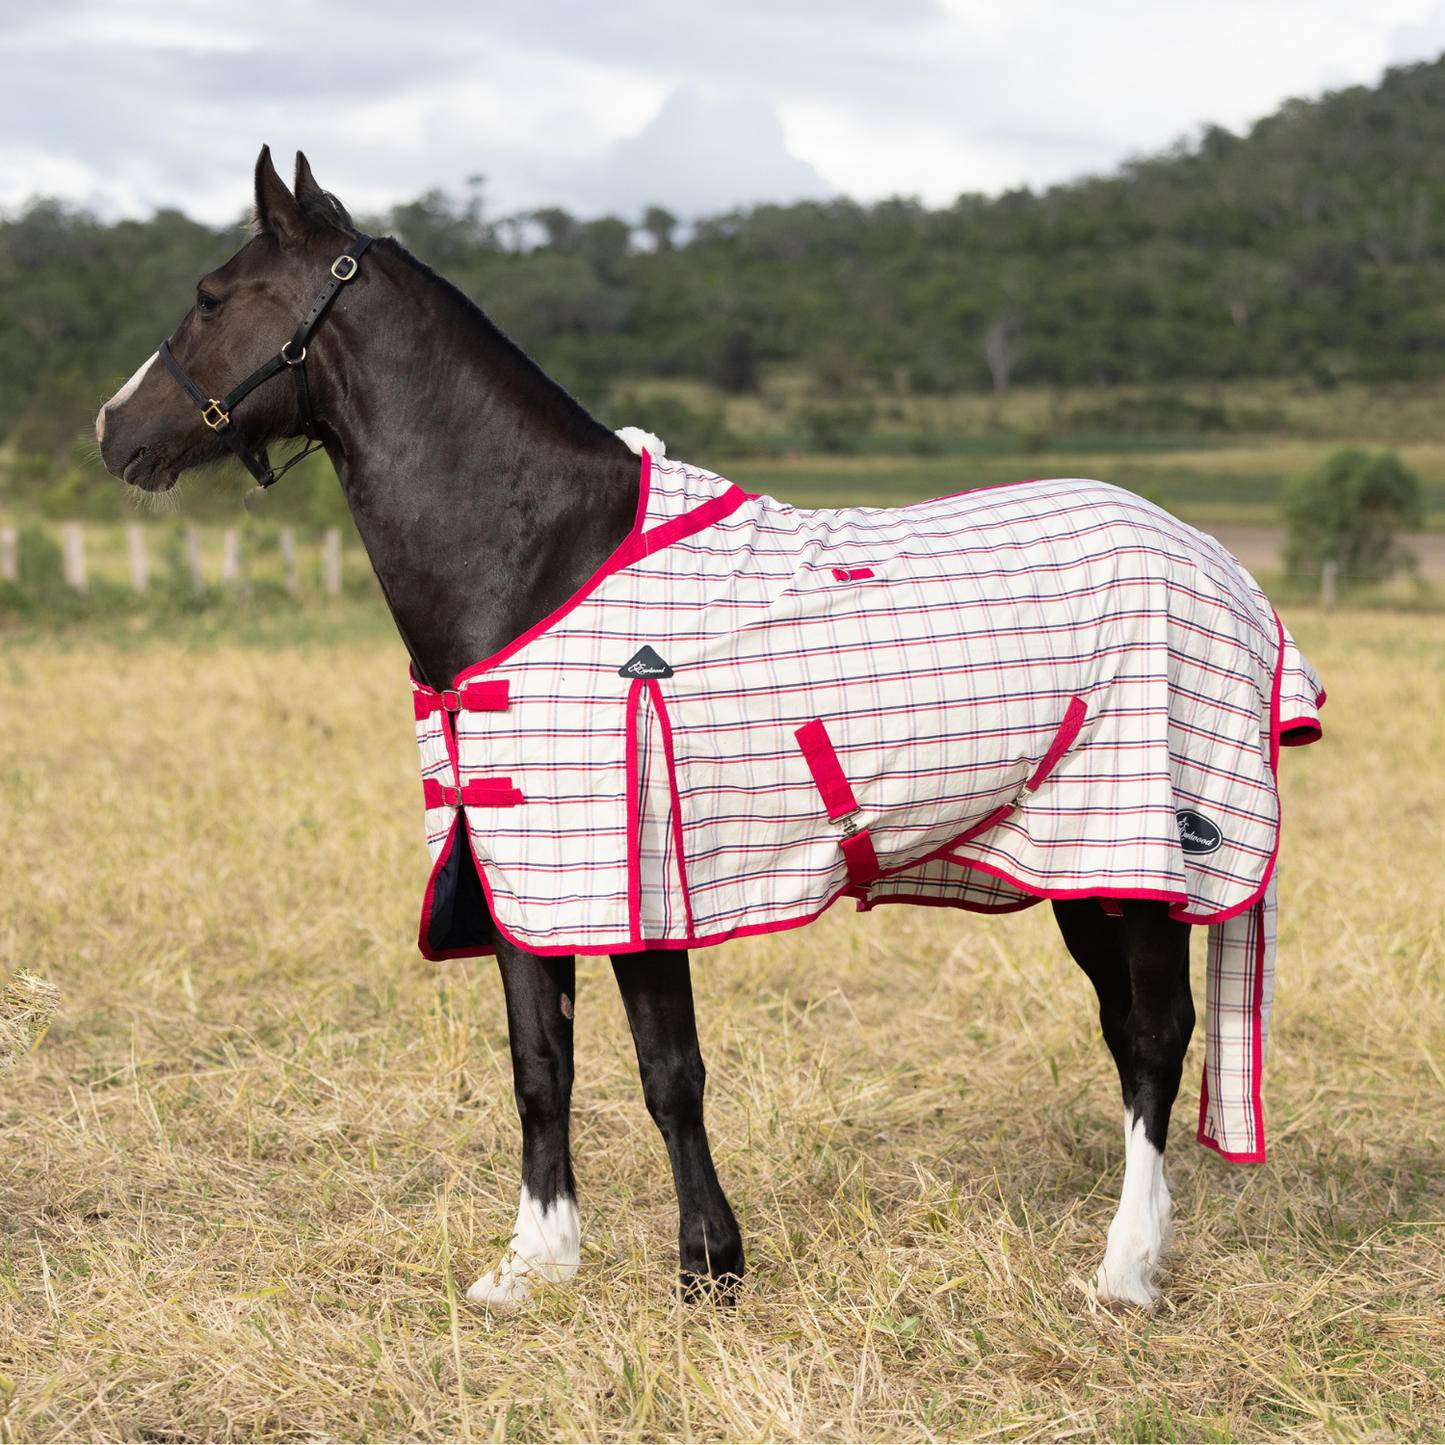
[[1200, 525, 1445, 579]]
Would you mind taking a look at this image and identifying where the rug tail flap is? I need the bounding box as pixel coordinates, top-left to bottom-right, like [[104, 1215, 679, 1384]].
[[1197, 874, 1277, 1162]]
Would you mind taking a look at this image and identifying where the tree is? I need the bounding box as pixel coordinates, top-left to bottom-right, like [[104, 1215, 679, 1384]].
[[982, 312, 1025, 394], [533, 207, 579, 252], [1284, 448, 1423, 587], [642, 207, 678, 252], [717, 330, 758, 392]]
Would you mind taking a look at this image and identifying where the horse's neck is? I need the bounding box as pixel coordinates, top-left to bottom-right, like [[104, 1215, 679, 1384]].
[[322, 253, 640, 688]]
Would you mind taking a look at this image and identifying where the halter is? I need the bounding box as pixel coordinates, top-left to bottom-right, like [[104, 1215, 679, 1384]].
[[158, 233, 374, 495]]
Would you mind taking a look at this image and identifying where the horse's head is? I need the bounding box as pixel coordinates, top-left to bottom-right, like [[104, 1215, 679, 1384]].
[[97, 146, 359, 493]]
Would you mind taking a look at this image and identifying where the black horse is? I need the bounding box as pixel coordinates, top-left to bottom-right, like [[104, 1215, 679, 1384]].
[[99, 148, 1218, 1310]]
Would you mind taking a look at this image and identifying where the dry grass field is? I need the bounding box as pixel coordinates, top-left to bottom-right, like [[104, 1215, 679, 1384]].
[[0, 609, 1441, 1443]]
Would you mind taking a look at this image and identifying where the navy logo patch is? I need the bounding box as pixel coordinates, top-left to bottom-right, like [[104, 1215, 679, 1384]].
[[619, 646, 674, 679], [1175, 809, 1223, 856]]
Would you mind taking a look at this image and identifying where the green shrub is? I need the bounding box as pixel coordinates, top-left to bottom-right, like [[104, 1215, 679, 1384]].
[[799, 403, 875, 454], [1284, 448, 1423, 578]]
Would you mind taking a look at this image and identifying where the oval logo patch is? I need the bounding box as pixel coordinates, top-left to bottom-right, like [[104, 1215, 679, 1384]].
[[1175, 809, 1223, 856]]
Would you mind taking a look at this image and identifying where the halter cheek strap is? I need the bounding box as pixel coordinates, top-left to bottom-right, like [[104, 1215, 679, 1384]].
[[158, 233, 374, 494]]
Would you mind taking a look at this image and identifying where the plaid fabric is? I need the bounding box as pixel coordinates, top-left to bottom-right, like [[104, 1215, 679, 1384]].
[[411, 454, 1323, 1159], [1198, 875, 1277, 1162]]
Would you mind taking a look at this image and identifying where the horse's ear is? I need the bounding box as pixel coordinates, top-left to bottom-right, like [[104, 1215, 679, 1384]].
[[294, 151, 356, 233], [254, 144, 306, 246]]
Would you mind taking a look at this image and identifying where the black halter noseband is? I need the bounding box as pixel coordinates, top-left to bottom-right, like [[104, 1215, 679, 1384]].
[[159, 233, 374, 495]]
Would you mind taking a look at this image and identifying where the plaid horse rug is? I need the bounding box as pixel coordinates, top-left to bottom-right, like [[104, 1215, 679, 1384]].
[[411, 452, 1324, 1160]]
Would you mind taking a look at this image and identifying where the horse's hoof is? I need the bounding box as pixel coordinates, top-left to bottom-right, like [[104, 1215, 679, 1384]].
[[465, 1260, 533, 1312], [680, 1270, 742, 1305], [1092, 1260, 1161, 1308]]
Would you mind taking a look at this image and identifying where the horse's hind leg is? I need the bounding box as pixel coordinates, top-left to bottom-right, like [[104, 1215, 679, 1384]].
[[467, 940, 580, 1310], [611, 950, 744, 1300], [1052, 898, 1194, 1306]]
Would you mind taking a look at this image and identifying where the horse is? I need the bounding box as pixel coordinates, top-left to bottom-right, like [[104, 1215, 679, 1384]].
[[97, 148, 1323, 1311]]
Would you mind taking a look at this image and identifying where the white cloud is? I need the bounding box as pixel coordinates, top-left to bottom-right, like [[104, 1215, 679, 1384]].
[[0, 0, 1442, 224]]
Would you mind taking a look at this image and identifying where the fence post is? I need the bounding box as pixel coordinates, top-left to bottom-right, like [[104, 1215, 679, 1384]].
[[127, 524, 149, 593], [185, 525, 205, 594], [1320, 558, 1338, 612], [221, 528, 242, 585], [323, 527, 342, 597], [62, 523, 87, 595], [279, 527, 299, 596], [0, 527, 16, 585]]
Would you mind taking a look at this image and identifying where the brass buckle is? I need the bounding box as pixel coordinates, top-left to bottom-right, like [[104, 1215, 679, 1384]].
[[330, 254, 359, 281], [201, 400, 230, 430]]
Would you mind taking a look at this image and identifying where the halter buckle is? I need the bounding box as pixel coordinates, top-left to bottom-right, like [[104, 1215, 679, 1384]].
[[330, 254, 360, 281], [201, 400, 231, 430]]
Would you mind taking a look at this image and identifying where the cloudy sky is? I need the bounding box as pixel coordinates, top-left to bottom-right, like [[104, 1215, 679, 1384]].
[[5, 0, 1445, 226]]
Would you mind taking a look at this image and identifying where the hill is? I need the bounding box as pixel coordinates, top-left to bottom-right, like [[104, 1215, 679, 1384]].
[[8, 54, 1445, 501]]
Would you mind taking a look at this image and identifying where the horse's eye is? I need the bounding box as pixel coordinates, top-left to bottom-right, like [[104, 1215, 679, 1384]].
[[196, 291, 218, 315]]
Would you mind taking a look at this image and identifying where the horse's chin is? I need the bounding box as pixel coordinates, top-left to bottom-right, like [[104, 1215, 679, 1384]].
[[121, 453, 180, 492]]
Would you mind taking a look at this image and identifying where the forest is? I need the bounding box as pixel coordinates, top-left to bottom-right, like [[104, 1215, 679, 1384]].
[[7, 52, 1445, 510]]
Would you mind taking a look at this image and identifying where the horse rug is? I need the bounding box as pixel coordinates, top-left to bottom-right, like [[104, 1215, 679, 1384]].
[[410, 452, 1324, 1161]]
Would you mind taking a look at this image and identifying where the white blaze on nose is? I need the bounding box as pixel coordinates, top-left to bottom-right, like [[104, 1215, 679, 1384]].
[[98, 351, 160, 442]]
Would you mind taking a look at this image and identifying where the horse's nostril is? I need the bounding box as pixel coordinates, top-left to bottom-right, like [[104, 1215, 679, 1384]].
[[121, 448, 147, 484]]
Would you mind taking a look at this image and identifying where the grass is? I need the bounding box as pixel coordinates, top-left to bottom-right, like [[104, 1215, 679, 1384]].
[[0, 607, 1440, 1441]]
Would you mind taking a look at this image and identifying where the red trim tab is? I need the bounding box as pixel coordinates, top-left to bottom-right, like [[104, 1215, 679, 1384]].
[[794, 718, 860, 821], [841, 829, 881, 886], [423, 777, 523, 808], [414, 679, 511, 719], [831, 566, 875, 582], [1028, 696, 1088, 790]]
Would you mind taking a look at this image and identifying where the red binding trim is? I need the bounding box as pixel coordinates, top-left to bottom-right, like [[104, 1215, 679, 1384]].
[[831, 566, 875, 582], [647, 679, 696, 938], [625, 678, 644, 946], [416, 817, 499, 962], [423, 777, 523, 808], [794, 718, 859, 821], [1027, 696, 1088, 790], [1279, 716, 1322, 746], [448, 455, 748, 686]]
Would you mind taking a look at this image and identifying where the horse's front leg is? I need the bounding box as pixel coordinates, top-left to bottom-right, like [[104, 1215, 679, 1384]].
[[1052, 898, 1194, 1306], [611, 950, 745, 1300], [466, 939, 580, 1311]]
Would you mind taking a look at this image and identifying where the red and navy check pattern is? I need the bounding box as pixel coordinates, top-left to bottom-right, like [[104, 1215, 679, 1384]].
[[416, 454, 1320, 949], [412, 455, 1323, 1160]]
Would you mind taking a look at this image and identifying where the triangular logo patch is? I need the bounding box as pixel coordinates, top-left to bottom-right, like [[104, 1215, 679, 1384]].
[[619, 645, 674, 679]]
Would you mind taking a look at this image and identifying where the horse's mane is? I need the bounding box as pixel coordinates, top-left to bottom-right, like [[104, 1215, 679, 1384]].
[[369, 236, 616, 448]]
